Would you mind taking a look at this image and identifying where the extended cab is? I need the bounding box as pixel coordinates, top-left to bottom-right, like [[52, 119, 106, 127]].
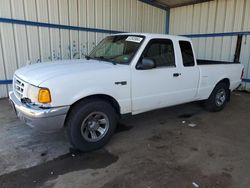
[[9, 33, 244, 151]]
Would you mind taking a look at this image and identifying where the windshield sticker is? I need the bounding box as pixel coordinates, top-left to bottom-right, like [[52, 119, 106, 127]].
[[126, 36, 143, 43]]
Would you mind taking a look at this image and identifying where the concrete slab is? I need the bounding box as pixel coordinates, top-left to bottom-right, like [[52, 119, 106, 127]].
[[0, 92, 250, 188], [0, 99, 69, 176]]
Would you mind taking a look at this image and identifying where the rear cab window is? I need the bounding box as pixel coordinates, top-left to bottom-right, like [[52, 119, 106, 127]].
[[179, 41, 195, 67]]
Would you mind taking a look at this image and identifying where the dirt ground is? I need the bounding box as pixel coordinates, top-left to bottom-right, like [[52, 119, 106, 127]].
[[0, 91, 250, 188]]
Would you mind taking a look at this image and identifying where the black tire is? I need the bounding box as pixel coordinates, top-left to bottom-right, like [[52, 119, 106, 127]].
[[66, 99, 117, 152], [204, 82, 229, 112]]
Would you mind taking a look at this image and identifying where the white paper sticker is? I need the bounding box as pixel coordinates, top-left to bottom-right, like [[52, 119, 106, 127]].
[[126, 36, 143, 43]]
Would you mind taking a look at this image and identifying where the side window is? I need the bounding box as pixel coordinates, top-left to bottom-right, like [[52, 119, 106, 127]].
[[143, 39, 175, 68], [179, 41, 195, 67]]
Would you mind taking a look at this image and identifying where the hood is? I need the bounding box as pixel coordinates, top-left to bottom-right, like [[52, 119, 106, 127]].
[[15, 59, 120, 86]]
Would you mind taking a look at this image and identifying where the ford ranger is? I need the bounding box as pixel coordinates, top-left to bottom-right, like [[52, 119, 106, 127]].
[[9, 33, 244, 151]]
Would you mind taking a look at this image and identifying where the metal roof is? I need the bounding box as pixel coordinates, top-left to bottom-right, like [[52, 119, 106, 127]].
[[143, 0, 213, 8]]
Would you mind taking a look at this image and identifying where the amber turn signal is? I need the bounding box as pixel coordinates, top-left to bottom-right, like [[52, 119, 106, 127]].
[[38, 88, 51, 103]]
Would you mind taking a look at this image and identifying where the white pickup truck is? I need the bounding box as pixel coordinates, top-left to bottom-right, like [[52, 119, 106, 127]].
[[9, 33, 244, 151]]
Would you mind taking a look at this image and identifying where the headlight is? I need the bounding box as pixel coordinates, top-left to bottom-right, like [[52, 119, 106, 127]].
[[26, 84, 40, 102], [27, 85, 51, 104], [38, 88, 51, 103]]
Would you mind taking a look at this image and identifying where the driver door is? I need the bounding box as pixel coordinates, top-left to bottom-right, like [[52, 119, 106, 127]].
[[131, 39, 184, 114]]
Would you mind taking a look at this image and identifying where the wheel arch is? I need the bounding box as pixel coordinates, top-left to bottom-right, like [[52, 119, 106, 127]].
[[208, 78, 231, 101], [216, 78, 230, 88], [64, 94, 121, 127]]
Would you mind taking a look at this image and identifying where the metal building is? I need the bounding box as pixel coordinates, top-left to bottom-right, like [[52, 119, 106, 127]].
[[169, 0, 250, 91], [1, 0, 250, 99], [0, 0, 167, 98]]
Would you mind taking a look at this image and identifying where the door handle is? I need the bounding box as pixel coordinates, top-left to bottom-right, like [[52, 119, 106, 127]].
[[173, 73, 181, 77]]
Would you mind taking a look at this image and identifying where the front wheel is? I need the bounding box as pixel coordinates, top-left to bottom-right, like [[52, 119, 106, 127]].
[[66, 99, 117, 152], [205, 82, 229, 112]]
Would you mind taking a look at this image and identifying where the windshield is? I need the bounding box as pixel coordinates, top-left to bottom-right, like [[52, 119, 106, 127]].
[[88, 35, 145, 65]]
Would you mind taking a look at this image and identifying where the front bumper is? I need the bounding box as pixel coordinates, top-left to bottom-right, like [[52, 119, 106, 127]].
[[9, 91, 70, 132]]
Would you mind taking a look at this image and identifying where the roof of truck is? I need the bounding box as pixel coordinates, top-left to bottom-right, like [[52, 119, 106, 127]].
[[112, 33, 191, 41]]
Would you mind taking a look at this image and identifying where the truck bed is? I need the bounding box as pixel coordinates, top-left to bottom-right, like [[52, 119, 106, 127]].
[[197, 59, 240, 65]]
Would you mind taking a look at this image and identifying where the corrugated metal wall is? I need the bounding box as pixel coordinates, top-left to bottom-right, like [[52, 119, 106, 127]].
[[0, 0, 166, 98], [169, 0, 250, 91]]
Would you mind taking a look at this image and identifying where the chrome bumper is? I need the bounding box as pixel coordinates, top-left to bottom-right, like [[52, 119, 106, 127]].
[[9, 91, 70, 132]]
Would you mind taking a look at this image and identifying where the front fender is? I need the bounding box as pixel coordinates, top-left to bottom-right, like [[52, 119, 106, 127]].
[[70, 88, 131, 115], [42, 82, 131, 114]]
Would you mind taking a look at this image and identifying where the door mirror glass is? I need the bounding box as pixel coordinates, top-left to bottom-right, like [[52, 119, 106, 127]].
[[137, 58, 156, 70]]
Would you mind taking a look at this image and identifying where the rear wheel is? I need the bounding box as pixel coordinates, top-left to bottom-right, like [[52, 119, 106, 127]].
[[66, 99, 117, 152], [205, 82, 229, 112]]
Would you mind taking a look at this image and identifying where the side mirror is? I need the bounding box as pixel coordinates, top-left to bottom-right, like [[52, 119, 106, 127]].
[[137, 58, 156, 70]]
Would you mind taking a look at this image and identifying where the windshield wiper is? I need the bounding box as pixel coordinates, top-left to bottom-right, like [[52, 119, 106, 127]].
[[94, 56, 117, 65]]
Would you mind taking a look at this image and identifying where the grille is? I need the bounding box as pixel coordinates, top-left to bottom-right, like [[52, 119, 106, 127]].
[[14, 76, 25, 99]]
